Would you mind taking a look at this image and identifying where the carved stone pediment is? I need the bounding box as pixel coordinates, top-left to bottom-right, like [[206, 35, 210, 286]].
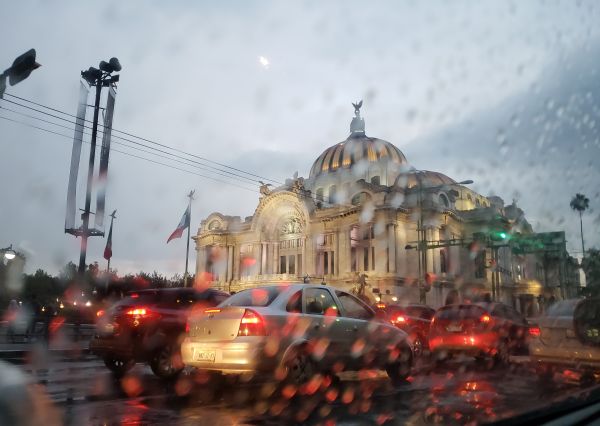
[[280, 216, 302, 235]]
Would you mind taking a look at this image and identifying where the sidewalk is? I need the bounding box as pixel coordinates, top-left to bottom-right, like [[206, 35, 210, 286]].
[[0, 321, 94, 362]]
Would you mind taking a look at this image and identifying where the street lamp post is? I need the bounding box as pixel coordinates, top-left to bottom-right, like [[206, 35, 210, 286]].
[[75, 58, 121, 277], [1, 244, 17, 261], [0, 49, 41, 98]]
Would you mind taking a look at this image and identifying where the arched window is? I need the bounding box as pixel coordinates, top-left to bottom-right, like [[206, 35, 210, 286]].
[[370, 176, 380, 185], [329, 185, 337, 204], [351, 192, 371, 206], [476, 199, 481, 207], [316, 188, 324, 202], [440, 249, 448, 274], [439, 193, 449, 208]]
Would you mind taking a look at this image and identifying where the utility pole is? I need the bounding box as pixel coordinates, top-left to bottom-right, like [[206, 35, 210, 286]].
[[184, 190, 195, 287], [416, 172, 427, 304]]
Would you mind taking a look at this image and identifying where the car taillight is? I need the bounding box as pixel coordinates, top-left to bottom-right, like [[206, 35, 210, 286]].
[[529, 326, 541, 337], [394, 315, 407, 324], [238, 309, 265, 336], [126, 307, 151, 317], [185, 321, 190, 333], [480, 314, 491, 323], [96, 309, 105, 317]]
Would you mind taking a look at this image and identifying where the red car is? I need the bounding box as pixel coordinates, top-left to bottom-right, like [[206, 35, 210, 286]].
[[428, 302, 529, 364], [374, 303, 435, 357]]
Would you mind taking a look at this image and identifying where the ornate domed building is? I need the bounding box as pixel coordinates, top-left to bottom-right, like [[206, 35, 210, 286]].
[[193, 103, 574, 310]]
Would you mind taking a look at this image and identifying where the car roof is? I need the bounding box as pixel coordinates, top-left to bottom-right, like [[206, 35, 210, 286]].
[[130, 287, 227, 295], [236, 283, 335, 292]]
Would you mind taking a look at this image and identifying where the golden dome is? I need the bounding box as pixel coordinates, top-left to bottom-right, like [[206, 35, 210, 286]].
[[395, 170, 456, 188], [309, 134, 408, 179]]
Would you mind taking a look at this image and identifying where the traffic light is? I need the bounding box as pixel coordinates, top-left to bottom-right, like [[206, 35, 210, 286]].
[[489, 215, 511, 242]]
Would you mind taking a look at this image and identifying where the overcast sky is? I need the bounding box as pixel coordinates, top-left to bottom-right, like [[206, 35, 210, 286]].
[[1, 0, 599, 276]]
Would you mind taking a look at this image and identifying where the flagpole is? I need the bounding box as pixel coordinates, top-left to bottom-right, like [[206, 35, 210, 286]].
[[106, 210, 116, 272], [184, 190, 195, 287]]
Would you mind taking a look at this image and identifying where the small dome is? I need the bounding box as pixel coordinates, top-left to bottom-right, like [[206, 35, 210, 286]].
[[309, 134, 408, 179], [394, 170, 456, 189]]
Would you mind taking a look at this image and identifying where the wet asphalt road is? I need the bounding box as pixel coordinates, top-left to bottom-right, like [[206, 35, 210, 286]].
[[20, 355, 596, 425]]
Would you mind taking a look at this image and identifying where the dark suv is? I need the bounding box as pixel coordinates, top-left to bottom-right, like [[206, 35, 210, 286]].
[[90, 287, 229, 378]]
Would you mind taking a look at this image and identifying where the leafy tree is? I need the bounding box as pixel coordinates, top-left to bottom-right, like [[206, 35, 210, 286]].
[[570, 193, 590, 255]]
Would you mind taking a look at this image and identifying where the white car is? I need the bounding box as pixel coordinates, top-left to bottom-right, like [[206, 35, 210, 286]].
[[181, 284, 413, 385], [530, 298, 600, 376]]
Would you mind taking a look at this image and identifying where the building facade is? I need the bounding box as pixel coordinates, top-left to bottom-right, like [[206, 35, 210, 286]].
[[193, 104, 573, 311]]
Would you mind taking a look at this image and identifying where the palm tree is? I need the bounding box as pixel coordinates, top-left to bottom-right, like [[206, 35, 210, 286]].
[[570, 193, 590, 255]]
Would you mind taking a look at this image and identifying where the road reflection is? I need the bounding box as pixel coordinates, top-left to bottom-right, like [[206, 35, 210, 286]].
[[57, 360, 598, 426]]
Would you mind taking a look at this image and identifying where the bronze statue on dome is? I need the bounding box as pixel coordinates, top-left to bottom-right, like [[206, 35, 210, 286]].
[[350, 100, 365, 134]]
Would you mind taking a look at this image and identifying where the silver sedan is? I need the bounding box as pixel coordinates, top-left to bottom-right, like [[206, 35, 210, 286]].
[[181, 284, 413, 385]]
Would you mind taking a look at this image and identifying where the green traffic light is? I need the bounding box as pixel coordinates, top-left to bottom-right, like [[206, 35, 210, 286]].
[[499, 232, 507, 239]]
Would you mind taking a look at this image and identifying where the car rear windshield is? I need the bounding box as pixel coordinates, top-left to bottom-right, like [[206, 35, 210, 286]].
[[220, 286, 286, 307], [546, 300, 580, 317], [118, 290, 198, 307], [435, 305, 486, 320]]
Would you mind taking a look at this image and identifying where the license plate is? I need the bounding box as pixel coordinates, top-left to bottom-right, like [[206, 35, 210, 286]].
[[102, 323, 115, 333], [447, 324, 462, 332], [194, 350, 216, 362]]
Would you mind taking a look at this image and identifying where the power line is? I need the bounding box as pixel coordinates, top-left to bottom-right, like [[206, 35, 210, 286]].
[[0, 105, 262, 186], [0, 98, 261, 185], [0, 114, 258, 193], [3, 91, 281, 185], [0, 94, 355, 209]]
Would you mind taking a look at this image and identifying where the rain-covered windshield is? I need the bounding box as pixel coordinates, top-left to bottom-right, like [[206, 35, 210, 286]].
[[2, 1, 600, 425]]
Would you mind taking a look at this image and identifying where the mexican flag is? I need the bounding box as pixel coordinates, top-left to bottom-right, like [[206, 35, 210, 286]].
[[167, 205, 190, 243], [103, 219, 113, 260]]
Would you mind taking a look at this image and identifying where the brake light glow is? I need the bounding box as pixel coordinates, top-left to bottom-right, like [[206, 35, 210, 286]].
[[376, 303, 386, 309], [529, 326, 541, 337], [395, 315, 407, 324], [238, 309, 265, 336], [480, 314, 491, 323], [185, 321, 190, 333], [96, 309, 105, 317], [126, 308, 149, 316], [130, 293, 139, 298], [205, 308, 221, 313]]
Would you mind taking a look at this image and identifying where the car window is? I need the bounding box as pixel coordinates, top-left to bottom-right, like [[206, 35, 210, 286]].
[[491, 305, 507, 319], [546, 300, 580, 317], [221, 286, 285, 307], [303, 288, 338, 316], [336, 291, 374, 320], [436, 305, 487, 320], [286, 290, 302, 313], [406, 306, 433, 320], [210, 292, 229, 305]]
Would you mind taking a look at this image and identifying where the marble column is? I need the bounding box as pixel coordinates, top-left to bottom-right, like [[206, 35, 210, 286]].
[[388, 224, 397, 273]]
